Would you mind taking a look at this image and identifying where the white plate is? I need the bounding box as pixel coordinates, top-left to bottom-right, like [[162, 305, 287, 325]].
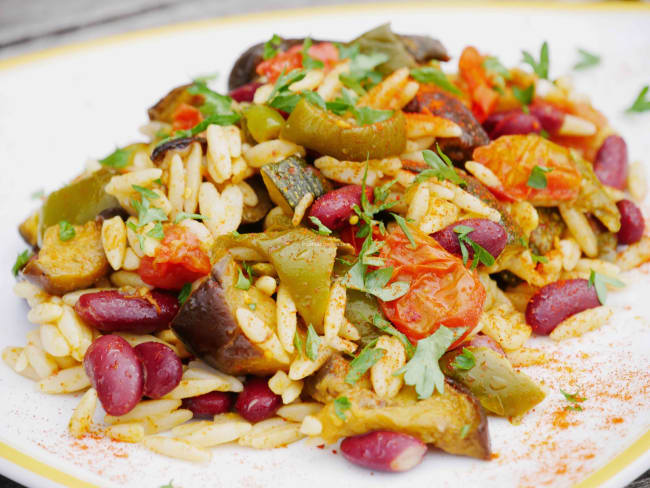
[[0, 3, 649, 487]]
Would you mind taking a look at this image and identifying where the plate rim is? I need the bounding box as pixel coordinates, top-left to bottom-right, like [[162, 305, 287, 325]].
[[1, 2, 649, 487]]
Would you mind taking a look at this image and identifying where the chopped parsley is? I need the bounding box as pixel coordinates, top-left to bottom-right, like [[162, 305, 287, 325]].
[[345, 338, 386, 385], [235, 268, 251, 290], [410, 66, 462, 95], [415, 144, 465, 187], [588, 269, 624, 304], [248, 303, 257, 311], [192, 71, 219, 84], [395, 325, 461, 399], [626, 85, 650, 113], [172, 112, 241, 140], [309, 216, 332, 235], [453, 225, 495, 269], [453, 348, 476, 370], [146, 222, 165, 240], [531, 252, 549, 265], [561, 388, 586, 411], [293, 330, 304, 357], [512, 84, 535, 112], [338, 48, 388, 95], [133, 184, 159, 201], [305, 324, 321, 361], [482, 56, 511, 80], [178, 283, 192, 306], [58, 220, 76, 241], [187, 81, 234, 118], [573, 49, 601, 70], [352, 106, 393, 126], [334, 396, 351, 421], [527, 165, 552, 189], [301, 37, 324, 70], [99, 147, 131, 169], [159, 481, 176, 488], [372, 314, 415, 358], [301, 90, 327, 110], [174, 212, 206, 224], [522, 41, 549, 79], [263, 34, 283, 60], [12, 250, 31, 276], [391, 213, 415, 249], [266, 69, 307, 112], [459, 424, 471, 439]]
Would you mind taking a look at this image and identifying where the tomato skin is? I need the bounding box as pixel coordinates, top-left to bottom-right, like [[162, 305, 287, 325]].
[[256, 42, 339, 84], [138, 225, 211, 291], [378, 227, 486, 349], [458, 46, 499, 123], [472, 134, 581, 205], [172, 103, 202, 132]]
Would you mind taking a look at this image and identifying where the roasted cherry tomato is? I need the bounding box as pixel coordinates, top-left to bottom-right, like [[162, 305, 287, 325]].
[[458, 46, 499, 123], [138, 225, 211, 290], [171, 103, 202, 132], [472, 134, 581, 205], [256, 42, 339, 84], [378, 226, 486, 348]]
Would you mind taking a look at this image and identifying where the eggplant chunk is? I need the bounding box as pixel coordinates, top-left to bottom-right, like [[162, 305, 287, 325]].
[[171, 255, 287, 376], [150, 136, 207, 164], [23, 221, 109, 296], [440, 346, 546, 418], [306, 354, 490, 459], [147, 84, 201, 123], [409, 89, 489, 164]]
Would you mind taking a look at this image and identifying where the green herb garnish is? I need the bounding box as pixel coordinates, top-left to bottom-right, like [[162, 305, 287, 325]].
[[561, 388, 585, 411], [626, 86, 650, 113], [531, 253, 548, 265], [293, 330, 304, 357], [174, 212, 206, 224], [263, 34, 283, 60], [345, 338, 385, 385], [483, 56, 511, 79], [12, 250, 31, 276], [453, 225, 495, 269], [99, 148, 131, 169], [178, 283, 192, 306], [146, 222, 165, 240], [372, 314, 415, 358], [305, 324, 321, 361], [459, 424, 471, 439], [588, 269, 624, 304], [352, 106, 393, 126], [512, 84, 535, 113], [334, 396, 351, 421], [453, 348, 476, 370], [58, 221, 76, 241], [301, 37, 324, 70], [410, 66, 462, 95], [527, 165, 552, 189], [309, 216, 332, 235], [415, 144, 465, 187], [573, 49, 600, 70], [235, 268, 251, 290], [522, 41, 549, 79], [391, 213, 416, 249]]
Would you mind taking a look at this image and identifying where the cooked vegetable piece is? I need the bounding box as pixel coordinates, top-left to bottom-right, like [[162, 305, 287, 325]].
[[344, 290, 383, 348], [151, 136, 206, 163], [458, 46, 498, 123], [472, 135, 581, 205], [171, 255, 286, 375], [19, 211, 39, 248], [440, 346, 545, 417], [148, 84, 200, 123], [406, 86, 489, 164], [244, 105, 285, 143], [306, 354, 490, 459], [241, 176, 274, 224], [38, 169, 119, 244], [260, 156, 329, 215], [23, 221, 109, 295], [281, 98, 406, 161], [213, 229, 346, 330], [529, 207, 566, 255]]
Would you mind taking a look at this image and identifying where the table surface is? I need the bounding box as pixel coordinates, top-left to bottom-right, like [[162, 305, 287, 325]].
[[0, 0, 648, 486]]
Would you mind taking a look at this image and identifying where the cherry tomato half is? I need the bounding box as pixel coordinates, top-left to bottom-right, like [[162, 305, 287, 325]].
[[458, 46, 499, 123], [138, 225, 211, 291], [171, 103, 202, 132], [256, 42, 339, 84], [378, 226, 486, 348]]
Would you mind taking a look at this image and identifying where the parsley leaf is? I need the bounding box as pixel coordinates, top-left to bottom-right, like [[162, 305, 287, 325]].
[[335, 42, 360, 60], [301, 90, 327, 110], [172, 112, 241, 140], [561, 388, 585, 411], [178, 283, 192, 306], [345, 338, 385, 384], [193, 71, 219, 84], [174, 212, 206, 224], [415, 145, 465, 187], [410, 66, 462, 95], [372, 314, 415, 358], [588, 269, 624, 304], [263, 34, 283, 60], [626, 85, 650, 113], [301, 37, 324, 70], [573, 49, 601, 70], [527, 165, 552, 189], [309, 216, 332, 235], [531, 252, 549, 265], [395, 325, 459, 399], [267, 69, 306, 104], [512, 84, 535, 112], [391, 213, 416, 249], [453, 348, 476, 370], [133, 184, 158, 201], [126, 221, 145, 251], [459, 424, 470, 439], [306, 324, 321, 361], [58, 221, 75, 241], [453, 225, 495, 270], [99, 148, 131, 169], [482, 56, 511, 80], [235, 267, 251, 290], [146, 222, 165, 240], [293, 330, 304, 357], [12, 250, 31, 276], [325, 88, 358, 115], [334, 396, 351, 421], [339, 51, 388, 95], [187, 81, 234, 118], [131, 194, 167, 228], [352, 106, 393, 126], [522, 41, 549, 79]]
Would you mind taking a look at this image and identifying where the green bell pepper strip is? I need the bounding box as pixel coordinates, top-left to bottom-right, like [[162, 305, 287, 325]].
[[281, 98, 406, 161]]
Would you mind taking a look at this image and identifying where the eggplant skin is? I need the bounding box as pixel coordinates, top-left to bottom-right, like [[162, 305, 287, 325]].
[[150, 136, 207, 164], [171, 255, 286, 376]]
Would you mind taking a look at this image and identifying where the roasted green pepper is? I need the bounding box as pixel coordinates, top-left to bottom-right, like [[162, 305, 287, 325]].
[[440, 346, 545, 418], [244, 105, 285, 143], [281, 98, 406, 161], [213, 228, 352, 330], [38, 169, 119, 244], [344, 290, 383, 348]]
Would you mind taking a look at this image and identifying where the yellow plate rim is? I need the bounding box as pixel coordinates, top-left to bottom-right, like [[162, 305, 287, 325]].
[[0, 1, 649, 487]]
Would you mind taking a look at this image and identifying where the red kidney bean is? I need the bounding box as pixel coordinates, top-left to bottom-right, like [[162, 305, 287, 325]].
[[402, 97, 420, 113], [617, 199, 645, 245], [340, 431, 427, 472], [482, 111, 511, 136], [83, 335, 143, 416], [593, 135, 628, 190], [234, 376, 281, 423], [529, 102, 564, 134], [463, 334, 505, 356], [525, 279, 600, 335], [182, 391, 234, 418], [488, 112, 541, 139], [308, 185, 374, 231], [134, 342, 183, 399], [432, 218, 507, 261], [75, 290, 179, 334], [228, 81, 262, 103]]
